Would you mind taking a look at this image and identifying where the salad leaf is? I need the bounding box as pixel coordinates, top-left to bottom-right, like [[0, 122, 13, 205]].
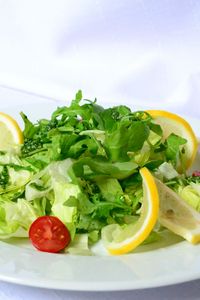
[[98, 105, 131, 131], [149, 122, 163, 136], [104, 120, 150, 161], [51, 180, 79, 238], [0, 166, 9, 189], [66, 233, 92, 256], [165, 133, 187, 165], [167, 176, 200, 212], [73, 157, 138, 180], [0, 198, 38, 238], [155, 162, 179, 180], [179, 185, 200, 211], [20, 112, 37, 139], [0, 164, 33, 195], [95, 178, 123, 202]]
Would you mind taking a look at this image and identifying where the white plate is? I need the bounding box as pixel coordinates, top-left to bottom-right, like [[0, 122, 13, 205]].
[[1, 97, 200, 291]]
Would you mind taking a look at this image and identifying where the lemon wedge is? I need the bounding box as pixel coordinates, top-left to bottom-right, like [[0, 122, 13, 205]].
[[0, 112, 23, 150], [101, 167, 159, 255], [147, 110, 198, 171], [156, 178, 200, 244]]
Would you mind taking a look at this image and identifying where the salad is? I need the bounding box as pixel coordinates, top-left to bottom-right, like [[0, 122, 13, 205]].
[[0, 90, 199, 255]]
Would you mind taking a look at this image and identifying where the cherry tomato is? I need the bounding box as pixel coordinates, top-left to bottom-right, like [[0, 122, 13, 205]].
[[192, 171, 200, 177], [29, 216, 71, 253]]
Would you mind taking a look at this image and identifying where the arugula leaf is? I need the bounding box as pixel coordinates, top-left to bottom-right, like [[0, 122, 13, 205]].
[[76, 214, 104, 232], [0, 166, 9, 189], [0, 163, 33, 172], [144, 160, 164, 170], [165, 133, 187, 164], [71, 90, 83, 107], [149, 122, 163, 136], [48, 134, 79, 161], [20, 112, 38, 139], [23, 152, 50, 170], [99, 106, 131, 131], [51, 94, 94, 128], [68, 137, 99, 158]]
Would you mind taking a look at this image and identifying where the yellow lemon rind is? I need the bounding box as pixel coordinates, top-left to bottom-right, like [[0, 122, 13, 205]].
[[0, 112, 23, 145], [107, 167, 159, 255], [147, 110, 198, 170]]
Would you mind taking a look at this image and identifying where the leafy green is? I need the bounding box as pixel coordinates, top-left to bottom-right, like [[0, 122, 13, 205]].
[[98, 105, 131, 131], [0, 198, 38, 238], [66, 233, 92, 256], [73, 157, 138, 180], [0, 163, 32, 196], [95, 178, 123, 202], [105, 120, 150, 161], [155, 162, 179, 180], [20, 112, 37, 139], [165, 133, 187, 165], [0, 90, 192, 253], [0, 166, 9, 189], [166, 175, 200, 212]]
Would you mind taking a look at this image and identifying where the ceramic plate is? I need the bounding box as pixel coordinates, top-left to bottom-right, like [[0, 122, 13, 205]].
[[0, 94, 200, 291]]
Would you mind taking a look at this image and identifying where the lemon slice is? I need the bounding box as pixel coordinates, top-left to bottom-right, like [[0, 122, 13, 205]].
[[156, 178, 200, 244], [147, 110, 198, 171], [101, 167, 159, 255], [0, 112, 23, 150]]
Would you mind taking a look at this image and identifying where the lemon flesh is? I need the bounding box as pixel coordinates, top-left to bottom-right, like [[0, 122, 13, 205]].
[[147, 110, 198, 171], [0, 112, 23, 150], [156, 178, 200, 244], [102, 167, 159, 255]]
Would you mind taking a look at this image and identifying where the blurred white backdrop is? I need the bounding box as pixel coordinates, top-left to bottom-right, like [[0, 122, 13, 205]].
[[0, 0, 200, 116]]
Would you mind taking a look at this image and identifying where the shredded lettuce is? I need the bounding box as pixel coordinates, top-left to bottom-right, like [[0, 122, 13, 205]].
[[167, 176, 200, 212], [66, 234, 92, 256], [155, 162, 179, 180]]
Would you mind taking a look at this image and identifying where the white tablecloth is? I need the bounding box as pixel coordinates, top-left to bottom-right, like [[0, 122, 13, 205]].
[[0, 1, 200, 298]]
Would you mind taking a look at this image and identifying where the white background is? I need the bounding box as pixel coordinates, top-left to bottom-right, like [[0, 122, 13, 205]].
[[1, 0, 200, 116], [0, 0, 200, 299]]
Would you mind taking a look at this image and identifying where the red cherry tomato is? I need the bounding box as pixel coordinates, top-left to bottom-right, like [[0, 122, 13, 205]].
[[192, 171, 200, 177], [29, 216, 71, 253]]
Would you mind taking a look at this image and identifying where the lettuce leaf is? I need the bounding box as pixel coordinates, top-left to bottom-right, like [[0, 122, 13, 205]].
[[0, 198, 38, 238]]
